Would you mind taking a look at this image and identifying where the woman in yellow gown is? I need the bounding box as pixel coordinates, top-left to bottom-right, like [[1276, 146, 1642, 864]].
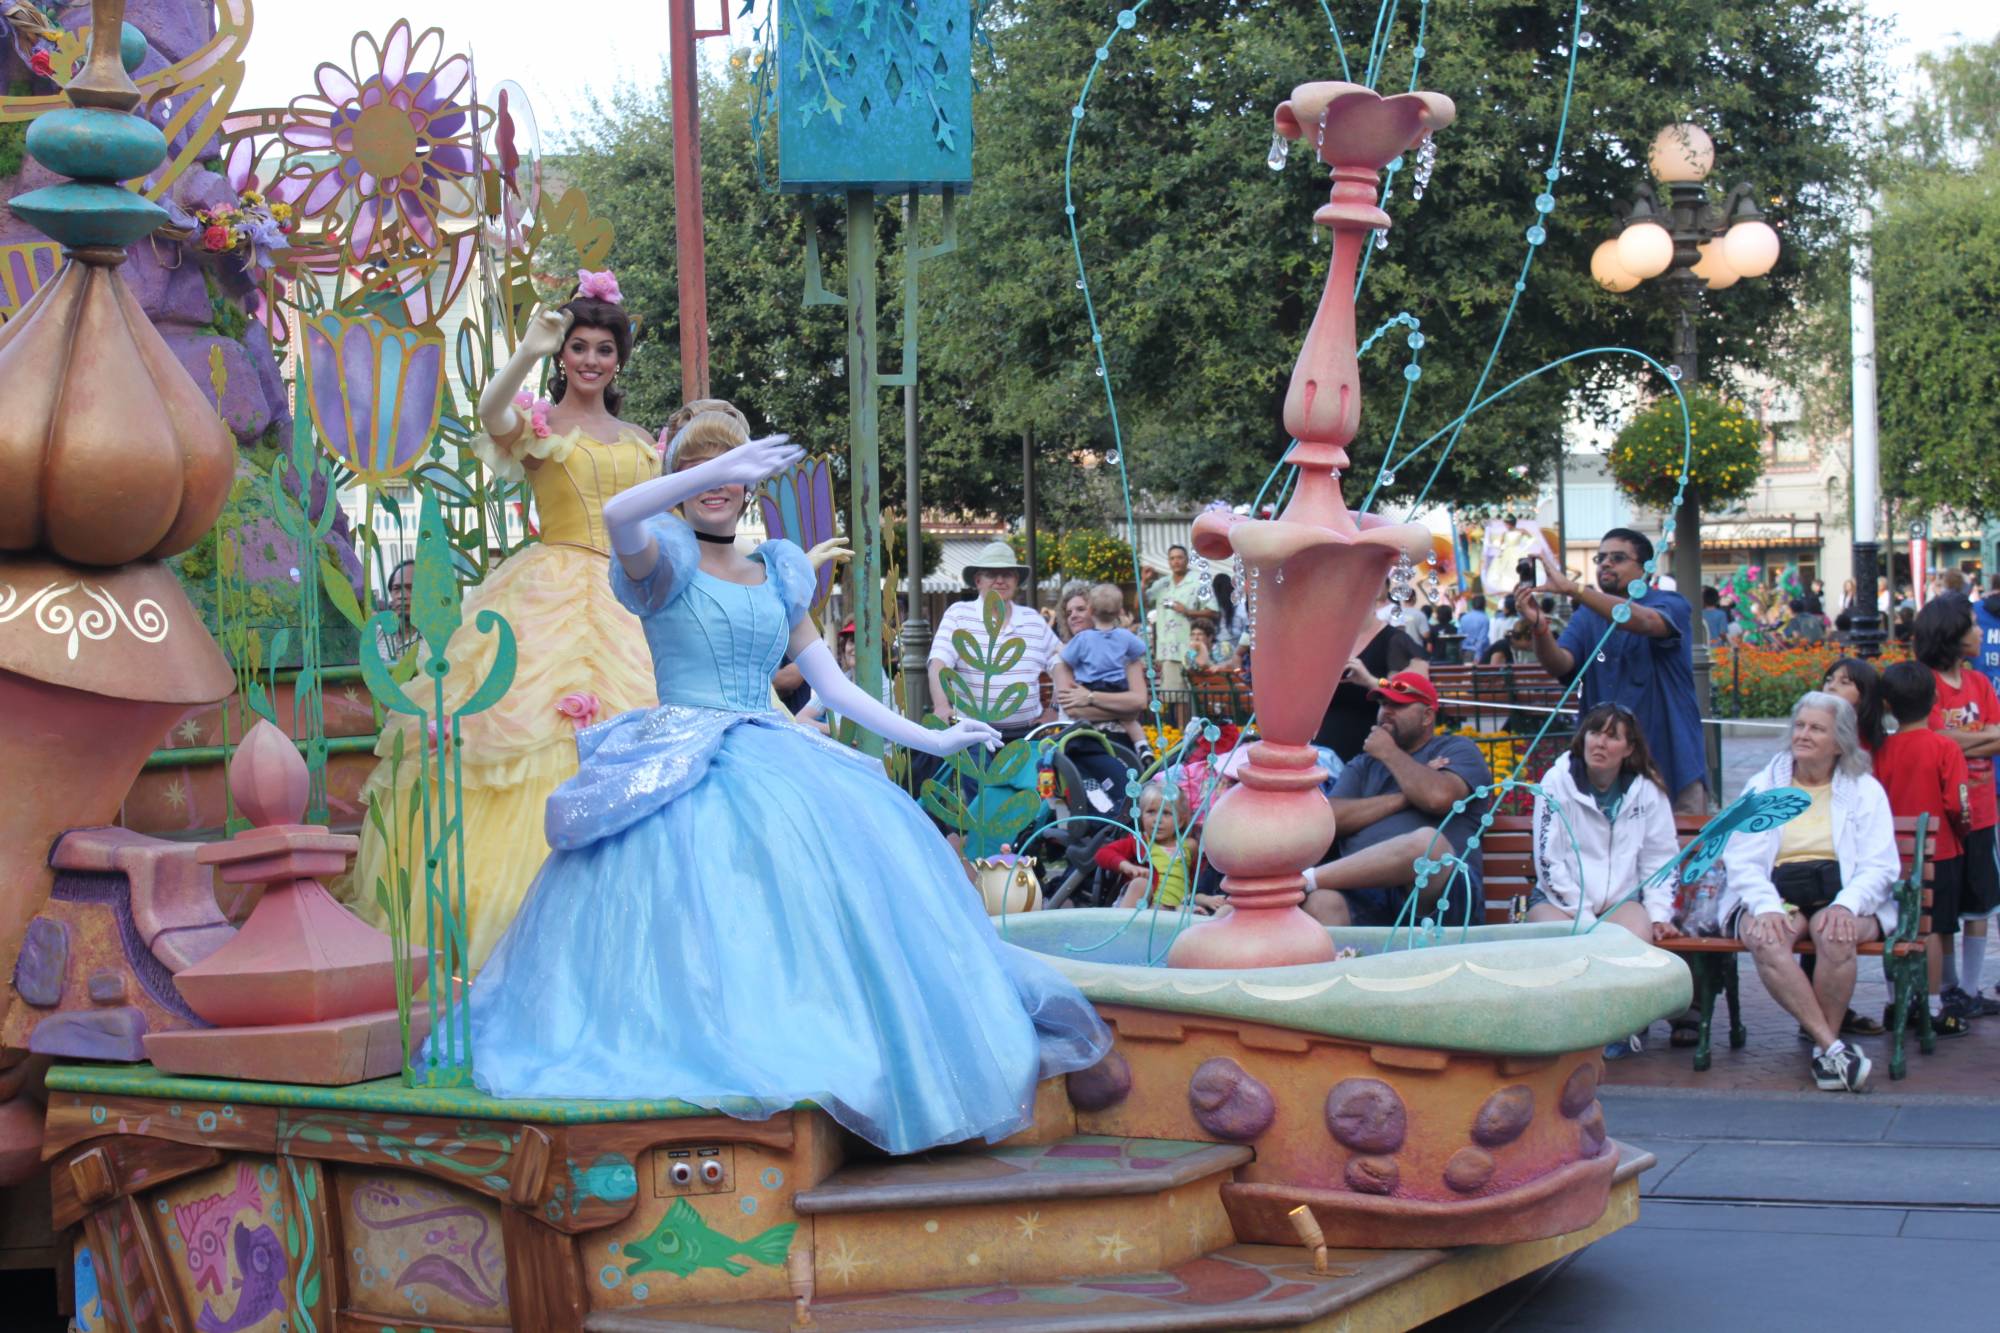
[[351, 280, 746, 973]]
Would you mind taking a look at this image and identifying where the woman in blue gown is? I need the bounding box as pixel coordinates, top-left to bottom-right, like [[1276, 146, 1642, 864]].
[[460, 411, 1111, 1155]]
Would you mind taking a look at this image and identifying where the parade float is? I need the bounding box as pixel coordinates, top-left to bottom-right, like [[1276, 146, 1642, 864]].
[[0, 3, 1720, 1330]]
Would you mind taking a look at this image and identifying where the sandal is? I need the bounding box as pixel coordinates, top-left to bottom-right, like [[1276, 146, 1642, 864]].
[[1840, 1008, 1886, 1037]]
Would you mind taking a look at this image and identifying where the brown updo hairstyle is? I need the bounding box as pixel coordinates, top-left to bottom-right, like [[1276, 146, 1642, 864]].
[[548, 296, 634, 415]]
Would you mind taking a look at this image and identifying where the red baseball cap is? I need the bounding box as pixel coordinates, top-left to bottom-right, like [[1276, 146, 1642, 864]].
[[1369, 670, 1439, 709]]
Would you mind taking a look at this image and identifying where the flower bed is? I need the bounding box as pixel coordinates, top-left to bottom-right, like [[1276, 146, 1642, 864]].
[[1712, 643, 1909, 719]]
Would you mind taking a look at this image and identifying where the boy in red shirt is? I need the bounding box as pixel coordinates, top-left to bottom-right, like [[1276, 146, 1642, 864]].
[[1876, 662, 1974, 1033], [1914, 600, 2000, 1015]]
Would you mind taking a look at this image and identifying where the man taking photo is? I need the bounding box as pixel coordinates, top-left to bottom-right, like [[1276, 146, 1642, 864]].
[[1516, 528, 1708, 815]]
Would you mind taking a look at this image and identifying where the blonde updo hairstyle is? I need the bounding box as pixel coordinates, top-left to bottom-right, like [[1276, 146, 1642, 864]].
[[665, 406, 753, 522]]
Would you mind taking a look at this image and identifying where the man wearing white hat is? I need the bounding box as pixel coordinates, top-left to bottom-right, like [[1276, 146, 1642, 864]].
[[927, 541, 1061, 738], [1148, 544, 1216, 708]]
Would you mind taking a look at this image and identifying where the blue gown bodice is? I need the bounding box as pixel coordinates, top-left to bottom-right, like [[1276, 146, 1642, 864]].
[[542, 515, 873, 850]]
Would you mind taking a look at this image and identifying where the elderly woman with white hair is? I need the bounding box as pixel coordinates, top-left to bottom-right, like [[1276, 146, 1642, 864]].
[[1722, 691, 1901, 1094]]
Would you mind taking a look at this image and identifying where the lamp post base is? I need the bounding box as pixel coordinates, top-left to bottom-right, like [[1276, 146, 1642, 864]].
[[1850, 540, 1885, 659]]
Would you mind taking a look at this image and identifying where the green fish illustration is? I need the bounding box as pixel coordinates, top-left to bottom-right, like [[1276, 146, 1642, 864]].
[[623, 1198, 797, 1279]]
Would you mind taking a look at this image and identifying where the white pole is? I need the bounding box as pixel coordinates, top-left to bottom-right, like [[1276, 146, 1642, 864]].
[[1849, 203, 1878, 549]]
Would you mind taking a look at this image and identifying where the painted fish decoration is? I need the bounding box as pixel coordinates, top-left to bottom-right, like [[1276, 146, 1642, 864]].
[[570, 1154, 638, 1206], [196, 1223, 286, 1333], [173, 1163, 263, 1296], [623, 1198, 796, 1279]]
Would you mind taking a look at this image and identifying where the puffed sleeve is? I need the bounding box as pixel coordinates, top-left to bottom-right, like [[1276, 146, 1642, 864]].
[[759, 539, 818, 626], [470, 428, 576, 484], [610, 513, 699, 618]]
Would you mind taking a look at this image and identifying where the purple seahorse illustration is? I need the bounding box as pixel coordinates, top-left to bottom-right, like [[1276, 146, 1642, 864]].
[[352, 1179, 505, 1309], [172, 1163, 262, 1296], [196, 1223, 285, 1333]]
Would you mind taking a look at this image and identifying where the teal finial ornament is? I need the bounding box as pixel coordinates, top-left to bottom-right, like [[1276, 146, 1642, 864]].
[[9, 1, 169, 254]]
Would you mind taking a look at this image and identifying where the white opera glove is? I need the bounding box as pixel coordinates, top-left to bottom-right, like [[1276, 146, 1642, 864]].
[[792, 641, 999, 758], [603, 434, 801, 557]]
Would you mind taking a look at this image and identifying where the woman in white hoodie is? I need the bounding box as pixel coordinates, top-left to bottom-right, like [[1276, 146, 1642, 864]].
[[1530, 703, 1683, 941], [1722, 691, 1900, 1095]]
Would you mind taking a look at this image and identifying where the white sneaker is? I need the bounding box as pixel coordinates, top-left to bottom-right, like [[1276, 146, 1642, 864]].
[[1811, 1043, 1871, 1093]]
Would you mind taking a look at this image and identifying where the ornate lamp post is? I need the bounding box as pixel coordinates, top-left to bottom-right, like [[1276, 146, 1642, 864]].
[[1590, 123, 1782, 610], [1592, 123, 1780, 795]]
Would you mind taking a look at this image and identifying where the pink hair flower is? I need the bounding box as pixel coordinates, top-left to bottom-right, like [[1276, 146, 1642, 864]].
[[556, 692, 602, 730], [576, 268, 623, 304]]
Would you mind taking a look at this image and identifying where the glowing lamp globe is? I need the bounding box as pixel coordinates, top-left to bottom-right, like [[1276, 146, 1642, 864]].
[[1722, 219, 1781, 278], [1691, 238, 1739, 290], [1616, 221, 1675, 281], [1590, 239, 1640, 293], [1649, 123, 1715, 183]]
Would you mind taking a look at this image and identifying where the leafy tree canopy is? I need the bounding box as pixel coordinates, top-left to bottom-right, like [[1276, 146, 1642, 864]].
[[560, 0, 1869, 530]]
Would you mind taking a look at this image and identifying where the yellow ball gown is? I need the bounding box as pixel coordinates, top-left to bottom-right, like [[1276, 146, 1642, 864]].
[[350, 426, 660, 974]]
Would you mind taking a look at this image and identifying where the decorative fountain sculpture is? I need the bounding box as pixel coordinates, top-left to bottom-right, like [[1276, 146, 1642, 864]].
[[1171, 83, 1455, 971]]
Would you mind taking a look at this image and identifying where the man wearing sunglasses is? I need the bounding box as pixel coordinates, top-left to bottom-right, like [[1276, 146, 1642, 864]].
[[1515, 529, 1708, 815]]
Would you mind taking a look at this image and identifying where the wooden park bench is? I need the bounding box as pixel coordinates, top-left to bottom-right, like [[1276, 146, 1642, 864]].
[[1430, 663, 1567, 737], [1471, 813, 1937, 1080]]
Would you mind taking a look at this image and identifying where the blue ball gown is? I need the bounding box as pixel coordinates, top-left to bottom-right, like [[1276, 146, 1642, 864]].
[[457, 514, 1111, 1155]]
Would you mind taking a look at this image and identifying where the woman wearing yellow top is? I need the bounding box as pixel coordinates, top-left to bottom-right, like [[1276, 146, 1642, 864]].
[[1721, 691, 1901, 1094], [352, 276, 684, 973]]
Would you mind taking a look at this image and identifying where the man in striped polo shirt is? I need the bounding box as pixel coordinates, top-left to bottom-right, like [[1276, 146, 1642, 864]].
[[928, 541, 1061, 740]]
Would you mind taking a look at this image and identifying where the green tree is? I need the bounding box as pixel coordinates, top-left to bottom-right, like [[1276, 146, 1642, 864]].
[[1875, 160, 2000, 517], [926, 0, 1870, 518], [1791, 33, 2000, 521], [562, 1, 1869, 530]]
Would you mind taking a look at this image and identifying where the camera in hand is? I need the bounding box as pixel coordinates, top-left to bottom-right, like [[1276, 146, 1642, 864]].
[[1515, 557, 1538, 588]]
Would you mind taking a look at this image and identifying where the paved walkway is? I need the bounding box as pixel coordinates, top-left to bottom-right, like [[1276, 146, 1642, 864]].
[[1425, 1088, 2000, 1331], [1603, 930, 2000, 1099]]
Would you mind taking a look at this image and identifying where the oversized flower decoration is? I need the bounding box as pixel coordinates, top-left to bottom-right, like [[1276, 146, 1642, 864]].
[[277, 20, 480, 262]]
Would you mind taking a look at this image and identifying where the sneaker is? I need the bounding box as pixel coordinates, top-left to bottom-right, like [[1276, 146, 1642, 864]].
[[1940, 986, 1980, 1020], [1602, 1034, 1644, 1061], [1811, 1043, 1872, 1093], [1973, 990, 2000, 1017], [1934, 1009, 1973, 1038]]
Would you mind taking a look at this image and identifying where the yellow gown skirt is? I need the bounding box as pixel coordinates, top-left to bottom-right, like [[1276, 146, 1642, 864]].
[[348, 542, 656, 974]]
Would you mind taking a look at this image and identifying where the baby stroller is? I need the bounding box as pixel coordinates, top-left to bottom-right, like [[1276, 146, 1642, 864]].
[[1014, 722, 1143, 910]]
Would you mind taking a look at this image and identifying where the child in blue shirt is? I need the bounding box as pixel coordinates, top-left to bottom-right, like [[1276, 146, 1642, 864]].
[[1062, 583, 1151, 753]]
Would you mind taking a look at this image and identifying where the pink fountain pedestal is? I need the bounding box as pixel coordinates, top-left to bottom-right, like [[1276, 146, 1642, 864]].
[[1169, 81, 1455, 969], [142, 721, 430, 1084]]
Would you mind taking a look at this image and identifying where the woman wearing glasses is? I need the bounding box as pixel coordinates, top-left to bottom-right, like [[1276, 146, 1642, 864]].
[[1514, 529, 1709, 815]]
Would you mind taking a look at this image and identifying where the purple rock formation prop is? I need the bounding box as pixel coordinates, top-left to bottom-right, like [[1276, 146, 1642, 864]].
[[1187, 1057, 1276, 1142], [1576, 1102, 1608, 1159], [13, 918, 67, 1007], [1324, 1078, 1407, 1155], [29, 1006, 149, 1062], [1344, 1156, 1398, 1196], [1472, 1085, 1535, 1148], [1065, 1049, 1133, 1112], [1558, 1062, 1599, 1118], [1443, 1147, 1496, 1194]]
